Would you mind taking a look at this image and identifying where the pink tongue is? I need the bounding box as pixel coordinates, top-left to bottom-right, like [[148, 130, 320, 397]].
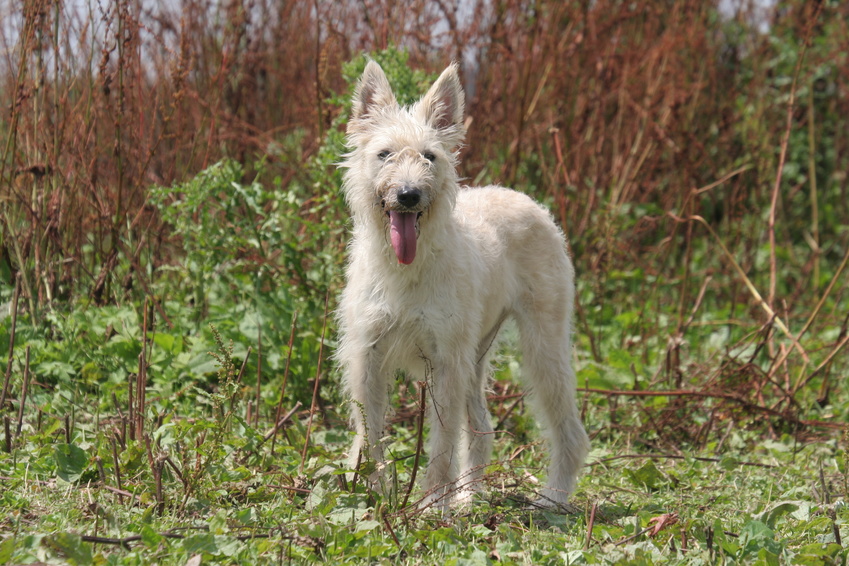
[[389, 211, 417, 264]]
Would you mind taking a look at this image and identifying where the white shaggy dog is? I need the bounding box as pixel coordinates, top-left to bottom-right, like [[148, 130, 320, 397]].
[[336, 61, 590, 509]]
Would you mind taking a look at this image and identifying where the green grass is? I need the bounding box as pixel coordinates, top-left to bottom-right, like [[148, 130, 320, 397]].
[[1, 393, 846, 565], [0, 289, 846, 564]]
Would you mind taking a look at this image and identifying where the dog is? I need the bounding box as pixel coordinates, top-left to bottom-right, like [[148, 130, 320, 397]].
[[336, 60, 590, 509]]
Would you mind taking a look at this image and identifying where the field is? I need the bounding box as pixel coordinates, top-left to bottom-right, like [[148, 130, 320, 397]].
[[1, 0, 847, 564]]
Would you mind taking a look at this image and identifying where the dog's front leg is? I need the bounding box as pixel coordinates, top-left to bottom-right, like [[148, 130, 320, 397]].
[[421, 360, 469, 510], [345, 344, 391, 482]]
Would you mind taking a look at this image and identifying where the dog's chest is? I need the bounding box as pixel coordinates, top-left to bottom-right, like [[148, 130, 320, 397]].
[[377, 299, 464, 370]]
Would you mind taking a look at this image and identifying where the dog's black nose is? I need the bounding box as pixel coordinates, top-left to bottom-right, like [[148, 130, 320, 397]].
[[397, 187, 421, 208]]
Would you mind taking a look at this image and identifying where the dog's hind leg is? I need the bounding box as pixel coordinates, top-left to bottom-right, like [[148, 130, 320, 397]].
[[459, 366, 494, 498], [515, 302, 590, 506]]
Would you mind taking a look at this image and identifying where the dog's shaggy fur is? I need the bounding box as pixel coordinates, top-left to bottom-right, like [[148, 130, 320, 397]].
[[336, 61, 590, 509]]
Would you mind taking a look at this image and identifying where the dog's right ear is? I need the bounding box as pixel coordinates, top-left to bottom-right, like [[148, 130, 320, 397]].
[[350, 61, 396, 129]]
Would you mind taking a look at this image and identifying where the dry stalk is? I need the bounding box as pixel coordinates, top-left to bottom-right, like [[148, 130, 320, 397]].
[[14, 346, 31, 437], [580, 386, 843, 430], [0, 280, 20, 410], [683, 214, 808, 361], [401, 381, 428, 510], [585, 501, 598, 550], [110, 437, 125, 505], [768, 3, 822, 312], [239, 401, 302, 464], [776, 244, 849, 394], [271, 312, 298, 455], [255, 323, 262, 427], [135, 352, 146, 441], [300, 293, 329, 473]]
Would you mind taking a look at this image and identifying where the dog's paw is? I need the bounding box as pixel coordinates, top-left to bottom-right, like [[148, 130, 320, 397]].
[[530, 488, 580, 513], [415, 487, 456, 515], [451, 485, 483, 510]]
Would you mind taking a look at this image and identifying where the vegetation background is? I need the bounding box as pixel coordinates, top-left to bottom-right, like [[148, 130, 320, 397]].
[[0, 0, 847, 563]]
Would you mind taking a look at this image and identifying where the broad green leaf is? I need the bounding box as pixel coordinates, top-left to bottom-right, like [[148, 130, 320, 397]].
[[354, 519, 380, 532], [0, 537, 14, 563], [44, 532, 92, 565], [792, 543, 844, 565], [758, 500, 803, 528], [740, 520, 782, 557], [627, 460, 664, 490], [182, 533, 218, 555], [54, 443, 88, 483], [139, 524, 163, 548], [713, 520, 739, 556]]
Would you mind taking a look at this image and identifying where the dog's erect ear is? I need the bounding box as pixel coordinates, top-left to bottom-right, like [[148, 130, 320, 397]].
[[417, 63, 465, 144], [351, 61, 396, 125]]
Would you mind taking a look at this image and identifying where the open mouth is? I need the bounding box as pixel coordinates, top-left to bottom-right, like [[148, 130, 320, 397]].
[[385, 210, 422, 265]]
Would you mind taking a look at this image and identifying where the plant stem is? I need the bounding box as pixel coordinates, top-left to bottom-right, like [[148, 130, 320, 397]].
[[401, 381, 427, 510], [300, 293, 329, 473], [271, 311, 298, 455], [0, 280, 20, 410], [807, 83, 820, 289]]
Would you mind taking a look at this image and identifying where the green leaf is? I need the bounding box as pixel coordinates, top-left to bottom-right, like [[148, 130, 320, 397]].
[[792, 543, 844, 565], [37, 361, 76, 381], [54, 443, 89, 483], [152, 332, 183, 354], [354, 520, 381, 533], [233, 508, 257, 526], [0, 537, 14, 563], [577, 362, 632, 390], [182, 533, 218, 555], [214, 536, 241, 557], [44, 532, 93, 565], [627, 460, 664, 490], [758, 500, 802, 528], [187, 353, 220, 377], [139, 524, 163, 548], [740, 520, 782, 557], [712, 520, 739, 556], [756, 547, 780, 566]]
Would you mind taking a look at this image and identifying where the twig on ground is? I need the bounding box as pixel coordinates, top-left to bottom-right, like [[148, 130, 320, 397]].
[[589, 453, 776, 469], [580, 386, 845, 430]]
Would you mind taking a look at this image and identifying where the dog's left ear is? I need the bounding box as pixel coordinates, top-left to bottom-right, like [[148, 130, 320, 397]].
[[417, 63, 465, 147]]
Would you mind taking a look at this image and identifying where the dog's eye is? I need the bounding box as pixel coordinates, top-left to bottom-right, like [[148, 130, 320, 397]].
[[378, 150, 391, 160], [423, 151, 436, 162]]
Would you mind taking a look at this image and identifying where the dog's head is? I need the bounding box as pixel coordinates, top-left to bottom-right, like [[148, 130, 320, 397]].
[[342, 61, 466, 265]]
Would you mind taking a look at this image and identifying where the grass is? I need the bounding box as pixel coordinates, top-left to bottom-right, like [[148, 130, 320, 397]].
[[0, 342, 846, 565], [2, 0, 849, 563], [0, 245, 846, 563]]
